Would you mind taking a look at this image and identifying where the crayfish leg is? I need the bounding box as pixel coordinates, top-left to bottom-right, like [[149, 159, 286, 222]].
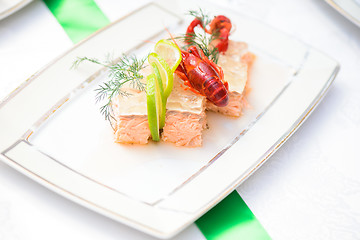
[[186, 18, 203, 43], [183, 81, 202, 95], [175, 70, 187, 82]]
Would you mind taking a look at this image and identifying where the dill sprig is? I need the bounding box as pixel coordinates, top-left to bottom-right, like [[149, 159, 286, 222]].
[[72, 54, 146, 122], [188, 9, 212, 28], [179, 9, 220, 63], [180, 32, 220, 63]]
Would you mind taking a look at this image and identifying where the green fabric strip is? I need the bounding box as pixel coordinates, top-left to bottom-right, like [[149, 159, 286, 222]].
[[43, 0, 110, 43], [196, 191, 271, 240]]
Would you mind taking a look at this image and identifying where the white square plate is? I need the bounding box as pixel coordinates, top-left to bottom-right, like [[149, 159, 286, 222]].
[[0, 0, 339, 238]]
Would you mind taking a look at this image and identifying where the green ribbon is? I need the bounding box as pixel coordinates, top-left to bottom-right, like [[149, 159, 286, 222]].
[[43, 0, 109, 43], [196, 191, 271, 239], [43, 1, 271, 239]]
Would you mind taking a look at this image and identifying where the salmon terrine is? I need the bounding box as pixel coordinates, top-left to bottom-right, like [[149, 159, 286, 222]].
[[111, 76, 206, 147], [111, 88, 151, 144], [162, 75, 206, 147], [206, 40, 255, 117]]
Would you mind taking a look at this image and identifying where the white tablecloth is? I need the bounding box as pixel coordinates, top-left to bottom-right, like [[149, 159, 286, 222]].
[[1, 0, 359, 239]]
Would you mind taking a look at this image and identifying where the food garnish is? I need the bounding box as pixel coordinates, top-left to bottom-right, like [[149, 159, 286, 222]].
[[147, 41, 182, 138], [72, 55, 146, 122], [146, 65, 165, 141], [182, 9, 220, 63], [154, 39, 182, 72], [176, 9, 232, 64], [173, 14, 230, 107], [148, 52, 174, 99]]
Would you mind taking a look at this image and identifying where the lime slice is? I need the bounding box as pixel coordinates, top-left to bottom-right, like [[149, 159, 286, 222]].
[[148, 52, 174, 98], [154, 39, 182, 72], [146, 73, 160, 141], [147, 39, 182, 134], [150, 62, 166, 129]]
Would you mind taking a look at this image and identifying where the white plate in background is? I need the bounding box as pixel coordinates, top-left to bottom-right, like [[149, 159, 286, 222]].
[[325, 0, 360, 27]]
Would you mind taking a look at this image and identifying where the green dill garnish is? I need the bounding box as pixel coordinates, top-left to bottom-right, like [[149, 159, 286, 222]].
[[188, 9, 212, 28], [178, 9, 220, 63], [72, 54, 146, 122], [180, 32, 220, 63]]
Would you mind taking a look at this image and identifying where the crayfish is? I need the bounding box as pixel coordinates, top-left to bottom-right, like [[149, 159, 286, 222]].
[[175, 45, 229, 107], [186, 15, 232, 53], [174, 14, 232, 107]]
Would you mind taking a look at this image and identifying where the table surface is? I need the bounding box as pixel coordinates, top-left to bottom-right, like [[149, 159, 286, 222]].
[[1, 0, 359, 239]]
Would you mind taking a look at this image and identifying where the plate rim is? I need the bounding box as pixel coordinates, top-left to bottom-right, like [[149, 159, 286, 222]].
[[0, 0, 33, 21], [325, 0, 360, 27]]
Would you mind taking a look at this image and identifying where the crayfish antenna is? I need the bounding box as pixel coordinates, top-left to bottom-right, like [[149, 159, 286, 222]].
[[142, 39, 156, 44], [164, 27, 183, 51]]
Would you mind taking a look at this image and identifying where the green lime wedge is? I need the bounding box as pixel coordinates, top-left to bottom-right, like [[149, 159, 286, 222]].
[[150, 62, 166, 129], [154, 39, 182, 72], [148, 52, 174, 99], [146, 73, 160, 141]]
